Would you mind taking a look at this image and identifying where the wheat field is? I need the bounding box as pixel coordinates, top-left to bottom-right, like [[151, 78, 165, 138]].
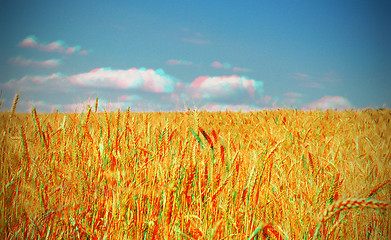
[[1, 98, 390, 239]]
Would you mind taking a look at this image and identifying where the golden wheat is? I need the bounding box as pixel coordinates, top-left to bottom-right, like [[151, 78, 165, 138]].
[[1, 102, 390, 239]]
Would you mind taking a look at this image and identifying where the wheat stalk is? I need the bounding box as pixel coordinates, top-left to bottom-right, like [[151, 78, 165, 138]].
[[165, 183, 176, 226], [32, 107, 49, 151], [184, 159, 196, 206], [3, 100, 391, 239], [20, 125, 31, 178], [367, 179, 391, 198]]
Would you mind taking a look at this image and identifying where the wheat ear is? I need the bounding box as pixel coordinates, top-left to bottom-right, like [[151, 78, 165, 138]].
[[7, 93, 19, 133], [248, 222, 282, 240], [319, 198, 389, 223], [94, 97, 98, 113], [313, 198, 390, 239]]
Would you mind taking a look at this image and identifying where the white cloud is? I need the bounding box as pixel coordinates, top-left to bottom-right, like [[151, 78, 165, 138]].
[[118, 94, 141, 102], [301, 81, 324, 89], [232, 67, 251, 73], [166, 59, 192, 66], [2, 68, 270, 112], [182, 38, 209, 45], [69, 67, 176, 93], [1, 73, 67, 92], [18, 35, 89, 54], [63, 99, 125, 113], [293, 72, 309, 80], [199, 103, 260, 112], [9, 57, 61, 68], [188, 75, 263, 100], [305, 96, 353, 110], [211, 61, 231, 69]]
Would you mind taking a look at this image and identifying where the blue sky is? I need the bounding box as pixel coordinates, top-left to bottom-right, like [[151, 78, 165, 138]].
[[1, 0, 390, 112]]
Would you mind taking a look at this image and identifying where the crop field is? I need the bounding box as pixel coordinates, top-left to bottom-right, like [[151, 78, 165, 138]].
[[1, 98, 391, 239]]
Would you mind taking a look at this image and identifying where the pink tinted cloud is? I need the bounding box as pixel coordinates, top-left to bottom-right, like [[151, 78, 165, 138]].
[[16, 98, 124, 113], [293, 72, 309, 80], [282, 92, 303, 106], [69, 67, 176, 93], [305, 96, 352, 110], [211, 61, 223, 68], [263, 95, 272, 104], [190, 76, 209, 88], [292, 72, 324, 89], [39, 59, 61, 67], [166, 59, 192, 66], [4, 99, 62, 113], [211, 61, 250, 72], [1, 72, 67, 93], [284, 92, 302, 98], [118, 95, 141, 102], [45, 41, 64, 52], [9, 57, 61, 68], [18, 36, 38, 47], [63, 99, 125, 113], [18, 35, 88, 54], [182, 28, 209, 45], [142, 69, 175, 93], [189, 75, 263, 99], [200, 103, 260, 112], [232, 67, 251, 73], [26, 100, 46, 113], [301, 81, 324, 89], [30, 73, 63, 84], [65, 46, 81, 54], [211, 61, 231, 69]]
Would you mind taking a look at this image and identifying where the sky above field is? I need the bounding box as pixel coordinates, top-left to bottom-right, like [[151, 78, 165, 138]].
[[1, 0, 390, 112]]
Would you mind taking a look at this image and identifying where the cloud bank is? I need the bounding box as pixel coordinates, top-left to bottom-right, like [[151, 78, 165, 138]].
[[1, 65, 354, 113]]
